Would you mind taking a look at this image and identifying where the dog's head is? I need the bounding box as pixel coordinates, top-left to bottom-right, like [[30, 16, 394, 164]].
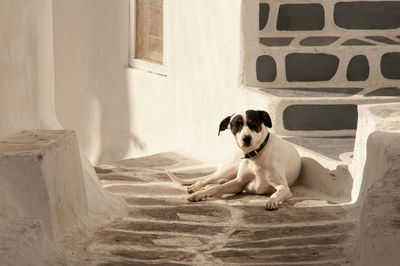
[[218, 110, 272, 153]]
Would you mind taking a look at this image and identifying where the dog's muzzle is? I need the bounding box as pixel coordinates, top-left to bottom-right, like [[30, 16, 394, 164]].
[[242, 135, 252, 147], [243, 133, 270, 159]]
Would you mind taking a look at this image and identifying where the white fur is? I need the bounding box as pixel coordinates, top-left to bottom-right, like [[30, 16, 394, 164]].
[[166, 111, 301, 210]]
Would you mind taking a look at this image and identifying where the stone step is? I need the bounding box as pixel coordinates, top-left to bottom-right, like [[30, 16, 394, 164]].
[[91, 243, 348, 266], [224, 233, 351, 249], [228, 222, 355, 241], [87, 151, 358, 265], [99, 262, 186, 266], [211, 245, 347, 265], [248, 86, 400, 137], [110, 220, 230, 236]]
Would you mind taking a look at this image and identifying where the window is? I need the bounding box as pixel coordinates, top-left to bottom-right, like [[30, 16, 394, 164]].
[[129, 0, 166, 75]]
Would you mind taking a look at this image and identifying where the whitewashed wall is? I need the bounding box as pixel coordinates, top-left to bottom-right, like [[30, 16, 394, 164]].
[[0, 0, 60, 139], [53, 0, 275, 164]]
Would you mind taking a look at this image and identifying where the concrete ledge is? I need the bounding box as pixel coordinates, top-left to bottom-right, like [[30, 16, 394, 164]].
[[0, 130, 127, 265], [246, 85, 400, 137], [0, 130, 87, 242], [349, 103, 400, 265]]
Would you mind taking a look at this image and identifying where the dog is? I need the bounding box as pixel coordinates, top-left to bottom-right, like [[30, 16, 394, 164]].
[[166, 110, 301, 210]]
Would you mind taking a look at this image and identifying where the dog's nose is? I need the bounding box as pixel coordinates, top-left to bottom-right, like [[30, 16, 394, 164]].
[[242, 135, 252, 146]]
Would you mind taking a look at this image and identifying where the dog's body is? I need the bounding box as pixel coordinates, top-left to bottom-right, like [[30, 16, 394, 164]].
[[167, 110, 301, 210]]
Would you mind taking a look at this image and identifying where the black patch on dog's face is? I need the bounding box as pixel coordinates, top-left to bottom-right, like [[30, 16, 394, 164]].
[[230, 115, 244, 135], [245, 110, 263, 133], [257, 110, 272, 128]]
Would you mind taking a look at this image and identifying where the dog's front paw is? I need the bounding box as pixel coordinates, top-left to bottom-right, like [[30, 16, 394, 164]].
[[187, 181, 204, 194], [265, 198, 279, 210], [187, 192, 206, 202]]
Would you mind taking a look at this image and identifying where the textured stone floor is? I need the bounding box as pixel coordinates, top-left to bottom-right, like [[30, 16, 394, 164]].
[[86, 152, 356, 265]]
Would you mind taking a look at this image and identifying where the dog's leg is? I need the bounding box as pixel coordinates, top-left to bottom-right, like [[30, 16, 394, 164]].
[[187, 178, 246, 202], [264, 171, 292, 210], [187, 163, 238, 193], [188, 164, 252, 202]]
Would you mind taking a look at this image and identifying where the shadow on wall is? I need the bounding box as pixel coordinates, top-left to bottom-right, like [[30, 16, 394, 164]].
[[53, 0, 145, 164]]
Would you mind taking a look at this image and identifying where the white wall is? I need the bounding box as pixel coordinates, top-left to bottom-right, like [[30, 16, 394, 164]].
[[0, 2, 127, 264], [54, 0, 274, 164], [0, 1, 62, 264], [0, 0, 60, 140], [53, 0, 131, 163]]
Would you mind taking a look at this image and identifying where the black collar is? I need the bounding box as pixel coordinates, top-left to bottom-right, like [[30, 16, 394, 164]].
[[243, 133, 270, 159]]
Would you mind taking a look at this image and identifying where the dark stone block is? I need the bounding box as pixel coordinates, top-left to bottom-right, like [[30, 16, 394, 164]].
[[342, 39, 375, 46], [237, 203, 349, 224], [300, 36, 339, 46], [259, 3, 269, 30], [334, 2, 400, 30], [283, 104, 358, 131], [110, 249, 195, 261], [260, 37, 294, 46], [104, 184, 184, 196], [285, 53, 339, 82], [256, 55, 277, 82], [366, 36, 400, 45], [128, 205, 231, 222], [225, 234, 349, 249], [115, 220, 227, 235], [347, 55, 369, 81], [381, 52, 400, 79], [229, 223, 355, 241], [277, 4, 324, 31], [125, 197, 187, 206], [260, 87, 363, 98], [212, 246, 345, 264], [366, 87, 400, 97]]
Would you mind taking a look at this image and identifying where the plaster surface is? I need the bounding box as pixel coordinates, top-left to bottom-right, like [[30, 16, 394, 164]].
[[348, 103, 400, 266], [0, 131, 127, 265], [52, 0, 400, 164], [0, 1, 127, 264], [53, 0, 276, 164], [0, 0, 60, 140]]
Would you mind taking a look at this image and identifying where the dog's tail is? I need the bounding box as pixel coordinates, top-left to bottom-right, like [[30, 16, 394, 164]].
[[165, 170, 205, 185]]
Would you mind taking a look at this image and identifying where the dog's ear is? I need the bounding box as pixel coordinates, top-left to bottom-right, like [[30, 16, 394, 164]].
[[218, 115, 231, 136], [257, 110, 272, 128]]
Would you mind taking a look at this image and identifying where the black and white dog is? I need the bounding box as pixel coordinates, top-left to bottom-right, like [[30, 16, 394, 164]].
[[167, 110, 301, 210]]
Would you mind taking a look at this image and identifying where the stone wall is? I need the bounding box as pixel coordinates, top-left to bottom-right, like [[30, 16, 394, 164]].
[[254, 0, 400, 90], [242, 0, 400, 136]]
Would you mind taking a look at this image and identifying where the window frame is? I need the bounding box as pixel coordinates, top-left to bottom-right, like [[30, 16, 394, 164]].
[[129, 0, 167, 76]]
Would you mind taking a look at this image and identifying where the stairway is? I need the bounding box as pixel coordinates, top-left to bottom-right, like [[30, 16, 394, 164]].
[[84, 152, 357, 265], [81, 2, 400, 264]]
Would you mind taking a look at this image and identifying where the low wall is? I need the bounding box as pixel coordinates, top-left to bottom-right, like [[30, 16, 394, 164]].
[[349, 103, 400, 266], [0, 130, 127, 265]]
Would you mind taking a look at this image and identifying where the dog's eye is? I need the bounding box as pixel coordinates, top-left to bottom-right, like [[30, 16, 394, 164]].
[[248, 121, 255, 127], [234, 120, 243, 127]]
